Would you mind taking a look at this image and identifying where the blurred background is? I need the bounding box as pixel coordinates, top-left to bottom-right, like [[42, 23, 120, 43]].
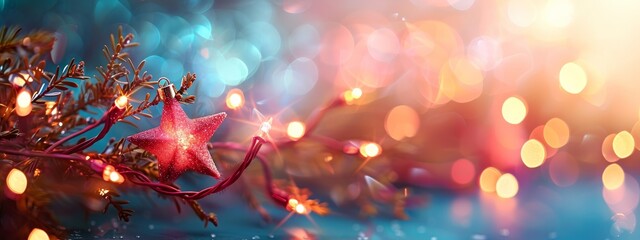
[[2, 0, 640, 239]]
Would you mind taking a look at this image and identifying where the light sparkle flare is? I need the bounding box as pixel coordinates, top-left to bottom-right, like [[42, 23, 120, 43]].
[[114, 95, 128, 109], [360, 142, 382, 158]]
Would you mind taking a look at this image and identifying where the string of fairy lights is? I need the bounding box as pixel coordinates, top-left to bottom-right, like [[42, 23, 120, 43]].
[[3, 78, 371, 239]]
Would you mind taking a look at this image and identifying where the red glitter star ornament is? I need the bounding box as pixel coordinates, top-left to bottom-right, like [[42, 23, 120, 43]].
[[127, 96, 226, 183]]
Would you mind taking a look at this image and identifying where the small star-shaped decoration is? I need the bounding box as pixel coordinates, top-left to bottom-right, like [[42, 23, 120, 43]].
[[127, 98, 226, 183]]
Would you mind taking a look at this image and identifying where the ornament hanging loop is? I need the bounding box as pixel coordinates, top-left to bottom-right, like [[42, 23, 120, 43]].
[[157, 77, 176, 101]]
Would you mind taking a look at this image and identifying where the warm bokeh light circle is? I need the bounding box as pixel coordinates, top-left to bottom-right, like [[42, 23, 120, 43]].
[[612, 131, 634, 159], [16, 90, 33, 116], [225, 88, 245, 110], [385, 105, 420, 141], [451, 159, 475, 185], [543, 118, 570, 149], [603, 163, 625, 190], [287, 121, 306, 140], [320, 24, 354, 65], [521, 139, 546, 168], [479, 167, 501, 192], [367, 28, 401, 62], [6, 168, 27, 195], [438, 57, 484, 103], [16, 90, 32, 108], [496, 173, 519, 198], [28, 228, 49, 240], [559, 62, 588, 94], [603, 174, 640, 214], [603, 133, 621, 163], [501, 96, 527, 124]]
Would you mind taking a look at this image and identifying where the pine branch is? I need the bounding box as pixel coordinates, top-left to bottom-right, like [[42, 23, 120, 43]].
[[241, 178, 272, 222], [175, 73, 197, 104], [102, 190, 134, 222], [31, 58, 88, 103], [0, 128, 20, 139], [186, 199, 218, 227]]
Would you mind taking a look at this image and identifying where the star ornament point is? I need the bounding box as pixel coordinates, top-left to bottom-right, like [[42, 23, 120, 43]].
[[127, 98, 226, 183]]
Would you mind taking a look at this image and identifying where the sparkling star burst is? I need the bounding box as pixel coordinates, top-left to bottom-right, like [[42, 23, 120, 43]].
[[127, 98, 226, 183]]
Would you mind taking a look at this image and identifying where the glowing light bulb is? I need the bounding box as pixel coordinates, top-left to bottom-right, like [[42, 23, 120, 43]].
[[253, 109, 273, 139], [287, 198, 300, 212], [28, 228, 49, 240], [114, 96, 128, 109], [479, 167, 501, 193], [287, 121, 306, 140], [288, 198, 299, 208], [496, 173, 519, 198], [225, 89, 245, 110], [6, 168, 27, 195], [287, 198, 308, 214], [343, 143, 359, 154], [102, 165, 115, 181], [11, 72, 32, 87], [15, 90, 32, 116], [109, 171, 124, 184], [13, 77, 26, 87], [295, 203, 307, 214], [521, 139, 546, 168], [359, 142, 382, 158], [602, 163, 625, 190], [612, 131, 634, 159], [501, 96, 527, 124], [109, 172, 120, 182], [260, 121, 272, 135]]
